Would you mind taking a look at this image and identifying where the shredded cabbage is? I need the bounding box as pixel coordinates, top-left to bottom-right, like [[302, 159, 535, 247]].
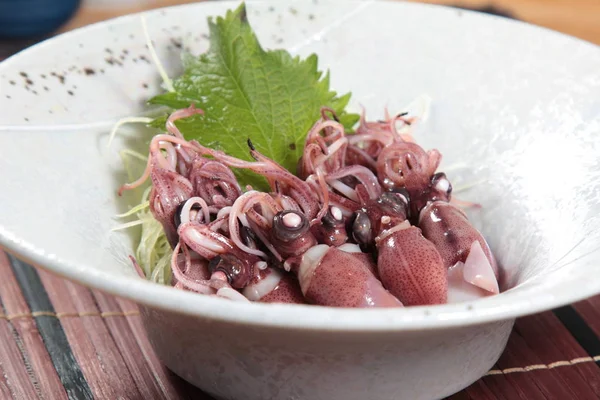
[[116, 149, 173, 285], [108, 16, 179, 285]]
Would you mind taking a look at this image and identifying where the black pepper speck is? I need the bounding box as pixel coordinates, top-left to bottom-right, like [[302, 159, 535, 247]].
[[170, 38, 182, 49], [67, 90, 74, 96], [5, 95, 10, 99], [105, 57, 123, 66], [25, 78, 33, 85], [142, 83, 148, 88], [19, 72, 28, 78], [83, 68, 95, 75], [24, 117, 29, 122], [40, 74, 47, 79], [43, 86, 49, 91], [9, 80, 15, 85]]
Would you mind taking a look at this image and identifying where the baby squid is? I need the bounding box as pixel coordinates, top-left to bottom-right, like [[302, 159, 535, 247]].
[[271, 209, 402, 308], [419, 201, 499, 295], [297, 244, 403, 308], [356, 191, 448, 306], [310, 205, 348, 247]]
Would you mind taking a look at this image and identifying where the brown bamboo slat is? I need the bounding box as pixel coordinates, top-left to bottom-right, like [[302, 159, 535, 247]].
[[0, 252, 67, 400], [91, 289, 175, 399], [37, 271, 140, 399]]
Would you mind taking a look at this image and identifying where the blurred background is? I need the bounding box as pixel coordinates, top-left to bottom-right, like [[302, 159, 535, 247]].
[[0, 0, 598, 61]]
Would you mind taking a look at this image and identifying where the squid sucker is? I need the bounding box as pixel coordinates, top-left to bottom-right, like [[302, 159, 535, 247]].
[[120, 104, 500, 307]]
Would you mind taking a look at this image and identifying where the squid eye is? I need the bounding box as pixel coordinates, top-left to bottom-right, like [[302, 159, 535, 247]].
[[273, 210, 310, 242], [173, 200, 202, 229], [321, 206, 344, 227], [240, 224, 257, 247], [378, 190, 410, 217], [351, 210, 372, 245], [431, 172, 452, 197], [208, 253, 250, 288]]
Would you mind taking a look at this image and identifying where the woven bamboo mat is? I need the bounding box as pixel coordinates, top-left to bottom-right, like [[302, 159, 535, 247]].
[[2, 249, 600, 400]]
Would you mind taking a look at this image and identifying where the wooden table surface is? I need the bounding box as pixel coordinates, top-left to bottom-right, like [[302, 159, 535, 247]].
[[60, 0, 600, 46]]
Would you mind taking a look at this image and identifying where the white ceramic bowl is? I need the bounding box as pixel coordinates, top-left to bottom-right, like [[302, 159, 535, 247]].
[[1, 1, 600, 399]]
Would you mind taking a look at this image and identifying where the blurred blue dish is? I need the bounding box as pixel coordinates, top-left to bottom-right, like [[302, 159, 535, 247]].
[[0, 0, 81, 38]]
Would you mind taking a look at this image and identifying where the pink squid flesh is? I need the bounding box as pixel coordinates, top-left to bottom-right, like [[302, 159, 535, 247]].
[[375, 142, 435, 192], [419, 201, 499, 290], [189, 158, 242, 207], [149, 167, 194, 248], [309, 206, 348, 247], [337, 243, 378, 278], [173, 258, 213, 293], [297, 245, 403, 308], [376, 223, 447, 306], [447, 258, 498, 303], [243, 267, 306, 304], [178, 222, 259, 289]]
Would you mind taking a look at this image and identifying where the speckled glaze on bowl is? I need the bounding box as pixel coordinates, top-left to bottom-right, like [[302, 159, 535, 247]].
[[0, 1, 599, 399]]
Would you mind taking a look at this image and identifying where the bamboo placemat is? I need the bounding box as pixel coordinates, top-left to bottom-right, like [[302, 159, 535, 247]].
[[0, 251, 213, 399], [2, 1, 600, 399]]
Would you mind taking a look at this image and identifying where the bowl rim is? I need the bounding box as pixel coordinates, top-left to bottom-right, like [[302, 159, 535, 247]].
[[2, 0, 600, 332]]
